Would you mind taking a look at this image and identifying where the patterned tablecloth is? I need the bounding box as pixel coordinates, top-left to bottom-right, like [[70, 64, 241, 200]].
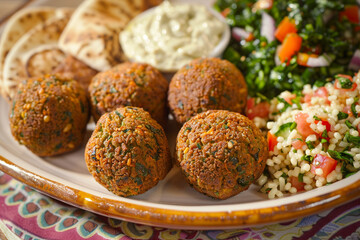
[[0, 171, 359, 240]]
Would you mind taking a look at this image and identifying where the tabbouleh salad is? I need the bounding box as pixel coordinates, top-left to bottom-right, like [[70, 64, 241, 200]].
[[215, 0, 360, 99], [256, 72, 360, 198]]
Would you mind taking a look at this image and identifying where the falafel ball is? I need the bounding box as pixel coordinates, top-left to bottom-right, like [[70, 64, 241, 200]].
[[168, 58, 247, 124], [176, 110, 267, 199], [85, 107, 172, 197], [89, 62, 168, 125], [52, 55, 98, 94], [9, 74, 89, 157]]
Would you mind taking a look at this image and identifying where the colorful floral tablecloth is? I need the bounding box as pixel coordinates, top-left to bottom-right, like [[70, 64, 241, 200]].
[[0, 171, 359, 240]]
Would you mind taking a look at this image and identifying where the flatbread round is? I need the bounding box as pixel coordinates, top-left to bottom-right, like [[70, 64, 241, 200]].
[[58, 0, 162, 72], [2, 8, 72, 101], [0, 7, 58, 99]]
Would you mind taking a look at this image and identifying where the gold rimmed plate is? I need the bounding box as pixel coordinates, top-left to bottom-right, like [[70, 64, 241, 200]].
[[0, 0, 359, 230]]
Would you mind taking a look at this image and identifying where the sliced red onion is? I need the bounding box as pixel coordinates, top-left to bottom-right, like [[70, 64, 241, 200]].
[[261, 12, 275, 43], [307, 54, 332, 67], [232, 27, 251, 41], [349, 49, 360, 71]]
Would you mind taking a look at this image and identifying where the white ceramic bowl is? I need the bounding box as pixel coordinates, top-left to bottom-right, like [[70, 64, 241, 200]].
[[119, 3, 231, 73]]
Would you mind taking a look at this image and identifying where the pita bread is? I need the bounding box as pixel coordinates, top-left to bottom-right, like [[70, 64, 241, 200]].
[[0, 7, 58, 98], [58, 0, 162, 72], [2, 9, 73, 101]]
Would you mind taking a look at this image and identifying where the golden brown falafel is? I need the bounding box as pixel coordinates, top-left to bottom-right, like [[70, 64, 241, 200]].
[[85, 107, 172, 197], [168, 58, 247, 124], [176, 110, 267, 199], [9, 74, 89, 156], [89, 62, 168, 125]]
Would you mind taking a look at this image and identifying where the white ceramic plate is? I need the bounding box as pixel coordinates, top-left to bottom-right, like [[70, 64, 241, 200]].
[[0, 0, 359, 230]]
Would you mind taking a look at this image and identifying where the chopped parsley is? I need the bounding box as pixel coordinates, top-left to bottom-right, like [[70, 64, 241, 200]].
[[337, 111, 349, 120], [306, 141, 315, 150], [335, 75, 354, 89]]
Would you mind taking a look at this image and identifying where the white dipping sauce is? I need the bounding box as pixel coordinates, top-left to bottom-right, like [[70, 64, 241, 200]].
[[120, 1, 226, 72]]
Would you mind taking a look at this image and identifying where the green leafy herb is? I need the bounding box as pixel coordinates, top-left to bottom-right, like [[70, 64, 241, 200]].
[[337, 111, 349, 120], [291, 96, 302, 110], [275, 122, 297, 137], [313, 115, 321, 121], [135, 162, 149, 177], [145, 124, 161, 134], [115, 110, 123, 119], [321, 138, 328, 143], [280, 172, 288, 180], [134, 177, 143, 186], [328, 150, 353, 164], [306, 141, 315, 150], [301, 155, 314, 163], [351, 97, 358, 117], [298, 173, 304, 183], [197, 143, 202, 149], [184, 127, 192, 133], [345, 132, 360, 146], [321, 130, 328, 139], [110, 86, 118, 93], [345, 120, 356, 130], [335, 75, 353, 89]]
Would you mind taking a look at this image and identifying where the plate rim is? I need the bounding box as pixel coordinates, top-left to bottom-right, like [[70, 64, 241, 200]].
[[1, 0, 360, 230], [1, 154, 359, 230]]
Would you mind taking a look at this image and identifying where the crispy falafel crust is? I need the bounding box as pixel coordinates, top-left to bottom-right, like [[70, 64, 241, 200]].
[[168, 58, 247, 124], [176, 110, 268, 199], [85, 107, 172, 197], [89, 62, 168, 125], [9, 74, 89, 156]]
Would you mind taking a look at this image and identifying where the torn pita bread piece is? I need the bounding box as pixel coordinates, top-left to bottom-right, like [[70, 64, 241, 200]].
[[2, 9, 73, 101], [58, 0, 162, 72], [0, 7, 58, 98]]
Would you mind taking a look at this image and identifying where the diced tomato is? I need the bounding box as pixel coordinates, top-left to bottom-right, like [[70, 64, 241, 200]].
[[304, 87, 330, 105], [267, 131, 278, 152], [252, 0, 273, 11], [311, 154, 338, 178], [295, 112, 316, 138], [314, 87, 329, 100], [278, 33, 302, 63], [314, 119, 331, 132], [334, 74, 358, 92], [303, 94, 312, 104], [221, 8, 231, 18], [292, 139, 306, 150], [275, 17, 298, 42], [339, 5, 359, 24], [289, 176, 305, 192], [314, 118, 331, 140], [246, 98, 270, 120], [284, 93, 296, 105]]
